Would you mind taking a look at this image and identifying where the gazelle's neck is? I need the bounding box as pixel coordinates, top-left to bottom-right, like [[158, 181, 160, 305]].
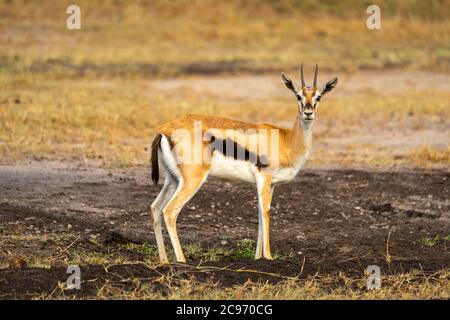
[[300, 117, 313, 143], [290, 115, 313, 148]]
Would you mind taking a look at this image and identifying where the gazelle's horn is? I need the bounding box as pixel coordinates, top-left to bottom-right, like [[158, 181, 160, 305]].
[[300, 63, 305, 87], [313, 64, 318, 88]]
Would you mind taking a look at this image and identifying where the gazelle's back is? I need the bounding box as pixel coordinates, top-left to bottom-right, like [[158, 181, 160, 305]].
[[156, 114, 282, 136]]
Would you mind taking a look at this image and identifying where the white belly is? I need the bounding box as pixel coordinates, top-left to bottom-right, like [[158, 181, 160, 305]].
[[209, 151, 310, 185], [209, 152, 256, 183]]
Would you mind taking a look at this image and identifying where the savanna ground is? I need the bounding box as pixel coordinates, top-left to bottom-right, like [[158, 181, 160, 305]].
[[0, 1, 449, 299]]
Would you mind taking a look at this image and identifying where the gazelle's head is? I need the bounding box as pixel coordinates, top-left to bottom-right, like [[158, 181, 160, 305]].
[[281, 64, 338, 123]]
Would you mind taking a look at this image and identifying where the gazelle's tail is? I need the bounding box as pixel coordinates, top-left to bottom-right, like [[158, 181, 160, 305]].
[[151, 133, 162, 185]]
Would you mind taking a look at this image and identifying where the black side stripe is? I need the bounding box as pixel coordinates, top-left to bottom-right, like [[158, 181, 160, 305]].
[[208, 135, 269, 169]]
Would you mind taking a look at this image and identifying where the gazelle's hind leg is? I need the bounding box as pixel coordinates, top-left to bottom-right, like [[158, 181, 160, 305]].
[[151, 174, 177, 263], [162, 165, 209, 262]]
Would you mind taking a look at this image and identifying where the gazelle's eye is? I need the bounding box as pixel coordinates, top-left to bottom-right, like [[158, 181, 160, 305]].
[[316, 95, 321, 102]]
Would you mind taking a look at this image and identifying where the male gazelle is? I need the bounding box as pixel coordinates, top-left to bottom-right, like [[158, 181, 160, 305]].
[[150, 64, 337, 263]]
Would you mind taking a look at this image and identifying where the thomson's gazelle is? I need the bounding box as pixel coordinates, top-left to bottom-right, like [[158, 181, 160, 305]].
[[150, 64, 338, 263]]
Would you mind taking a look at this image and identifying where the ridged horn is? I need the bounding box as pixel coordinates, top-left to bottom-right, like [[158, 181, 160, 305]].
[[300, 63, 305, 87], [313, 64, 318, 88]]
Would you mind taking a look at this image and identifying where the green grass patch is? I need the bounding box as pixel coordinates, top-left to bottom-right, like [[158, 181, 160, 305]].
[[419, 234, 450, 247]]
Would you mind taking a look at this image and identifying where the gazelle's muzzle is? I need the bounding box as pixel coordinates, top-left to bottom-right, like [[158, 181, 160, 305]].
[[302, 104, 315, 121]]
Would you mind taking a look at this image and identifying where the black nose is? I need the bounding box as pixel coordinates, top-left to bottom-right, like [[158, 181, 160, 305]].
[[304, 111, 313, 116]]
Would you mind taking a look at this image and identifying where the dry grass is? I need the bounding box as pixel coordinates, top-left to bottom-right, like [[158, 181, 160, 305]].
[[42, 268, 450, 300], [0, 0, 449, 77], [2, 229, 449, 299], [409, 146, 450, 168]]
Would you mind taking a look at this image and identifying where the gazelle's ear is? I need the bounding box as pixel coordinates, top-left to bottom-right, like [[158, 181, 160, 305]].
[[321, 77, 338, 96], [281, 72, 299, 95]]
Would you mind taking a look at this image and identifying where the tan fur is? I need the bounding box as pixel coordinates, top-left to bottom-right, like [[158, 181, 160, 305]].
[[302, 87, 318, 105], [156, 114, 310, 168]]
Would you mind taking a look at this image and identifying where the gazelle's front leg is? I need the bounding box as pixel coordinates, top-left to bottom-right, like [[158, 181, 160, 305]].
[[255, 173, 273, 260]]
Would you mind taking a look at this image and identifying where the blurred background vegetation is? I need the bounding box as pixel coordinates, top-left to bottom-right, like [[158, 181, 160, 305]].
[[0, 0, 449, 166], [1, 0, 449, 77]]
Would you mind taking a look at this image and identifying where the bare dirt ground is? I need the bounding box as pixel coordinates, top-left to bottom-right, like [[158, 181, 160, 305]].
[[0, 161, 448, 298]]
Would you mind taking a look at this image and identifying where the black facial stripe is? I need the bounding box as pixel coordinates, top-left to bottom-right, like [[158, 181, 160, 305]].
[[296, 95, 304, 107]]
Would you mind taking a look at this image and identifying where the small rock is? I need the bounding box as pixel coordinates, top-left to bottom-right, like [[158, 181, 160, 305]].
[[339, 212, 349, 219], [369, 203, 393, 213]]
